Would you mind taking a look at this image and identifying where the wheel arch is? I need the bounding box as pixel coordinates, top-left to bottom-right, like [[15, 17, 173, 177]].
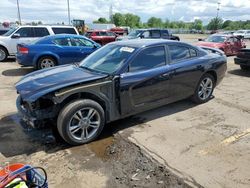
[[35, 53, 59, 67], [0, 45, 9, 56], [58, 92, 109, 122], [204, 70, 217, 85]]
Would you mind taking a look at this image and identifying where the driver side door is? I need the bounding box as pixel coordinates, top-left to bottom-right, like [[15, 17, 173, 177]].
[[120, 45, 171, 116]]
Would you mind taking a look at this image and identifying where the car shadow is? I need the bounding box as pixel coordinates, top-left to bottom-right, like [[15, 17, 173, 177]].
[[1, 58, 16, 62], [2, 67, 34, 76], [0, 98, 199, 158], [228, 69, 250, 77]]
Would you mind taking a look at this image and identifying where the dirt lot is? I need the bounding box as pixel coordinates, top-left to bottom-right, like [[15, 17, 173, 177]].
[[0, 34, 250, 188]]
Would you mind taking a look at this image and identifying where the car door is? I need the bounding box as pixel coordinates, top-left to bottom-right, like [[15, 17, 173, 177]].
[[70, 37, 97, 62], [232, 37, 243, 54], [9, 27, 35, 54], [166, 45, 204, 101], [120, 45, 171, 116], [225, 37, 234, 55], [53, 37, 78, 64]]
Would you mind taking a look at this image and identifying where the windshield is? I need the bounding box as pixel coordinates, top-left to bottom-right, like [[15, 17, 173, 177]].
[[3, 27, 17, 36], [80, 44, 136, 74], [205, 35, 226, 43], [128, 30, 143, 37], [236, 30, 244, 34]]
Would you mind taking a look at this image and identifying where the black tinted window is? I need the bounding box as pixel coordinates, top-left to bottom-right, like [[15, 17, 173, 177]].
[[52, 27, 77, 34], [130, 46, 166, 72], [161, 30, 169, 38], [151, 30, 161, 38], [34, 27, 49, 37], [54, 38, 72, 46], [71, 38, 94, 47], [15, 27, 34, 37], [169, 45, 190, 62]]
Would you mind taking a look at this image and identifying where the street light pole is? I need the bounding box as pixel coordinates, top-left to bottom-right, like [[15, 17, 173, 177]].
[[67, 0, 71, 25], [215, 2, 221, 30], [16, 0, 22, 25]]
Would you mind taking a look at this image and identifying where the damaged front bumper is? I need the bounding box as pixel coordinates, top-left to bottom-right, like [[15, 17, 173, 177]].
[[16, 95, 58, 128]]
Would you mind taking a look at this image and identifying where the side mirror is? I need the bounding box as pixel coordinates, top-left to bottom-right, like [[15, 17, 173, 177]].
[[140, 35, 144, 39], [11, 33, 20, 39], [198, 38, 204, 41], [93, 43, 100, 48]]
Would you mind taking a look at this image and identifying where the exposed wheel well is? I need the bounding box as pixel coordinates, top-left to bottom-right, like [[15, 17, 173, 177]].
[[60, 92, 107, 120], [206, 70, 217, 84], [0, 45, 9, 56]]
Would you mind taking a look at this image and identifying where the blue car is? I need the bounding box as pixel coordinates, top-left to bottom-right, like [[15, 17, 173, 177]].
[[16, 39, 227, 145], [16, 34, 101, 69]]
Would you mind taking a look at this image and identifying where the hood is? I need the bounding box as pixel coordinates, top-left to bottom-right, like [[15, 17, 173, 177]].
[[16, 64, 108, 102], [196, 41, 223, 48]]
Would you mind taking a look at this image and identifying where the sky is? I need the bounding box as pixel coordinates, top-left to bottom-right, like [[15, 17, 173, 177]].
[[0, 0, 250, 24]]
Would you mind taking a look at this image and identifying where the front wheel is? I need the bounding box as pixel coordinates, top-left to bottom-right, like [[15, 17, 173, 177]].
[[57, 99, 105, 145], [191, 74, 215, 104], [0, 47, 8, 62]]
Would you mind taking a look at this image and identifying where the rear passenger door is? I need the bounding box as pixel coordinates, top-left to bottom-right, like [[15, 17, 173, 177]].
[[120, 46, 171, 115], [167, 45, 204, 101]]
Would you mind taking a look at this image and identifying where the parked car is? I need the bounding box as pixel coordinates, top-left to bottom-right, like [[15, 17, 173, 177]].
[[0, 25, 79, 62], [16, 39, 227, 145], [16, 34, 100, 69], [197, 34, 246, 56], [116, 29, 180, 41], [85, 30, 117, 45], [234, 30, 250, 39], [234, 49, 250, 70]]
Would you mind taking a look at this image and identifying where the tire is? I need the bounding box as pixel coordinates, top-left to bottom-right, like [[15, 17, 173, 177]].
[[37, 56, 56, 69], [191, 73, 215, 104], [0, 46, 8, 62], [240, 65, 250, 70], [57, 99, 105, 145]]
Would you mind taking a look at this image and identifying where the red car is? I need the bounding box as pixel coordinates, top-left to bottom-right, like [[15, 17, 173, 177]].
[[197, 34, 246, 56], [85, 30, 117, 45]]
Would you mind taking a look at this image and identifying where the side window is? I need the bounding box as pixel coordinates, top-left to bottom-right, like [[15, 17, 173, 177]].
[[107, 32, 116, 36], [15, 27, 34, 37], [161, 30, 169, 38], [151, 30, 161, 38], [99, 32, 108, 36], [52, 27, 77, 34], [54, 38, 72, 46], [169, 45, 191, 62], [34, 27, 49, 37], [130, 46, 166, 72], [190, 48, 197, 57], [71, 38, 94, 47], [233, 37, 240, 43], [141, 31, 150, 38], [227, 37, 234, 43]]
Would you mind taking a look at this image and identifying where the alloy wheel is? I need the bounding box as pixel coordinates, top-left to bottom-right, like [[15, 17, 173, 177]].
[[40, 58, 55, 69], [0, 49, 6, 61], [68, 107, 101, 141], [198, 77, 213, 100]]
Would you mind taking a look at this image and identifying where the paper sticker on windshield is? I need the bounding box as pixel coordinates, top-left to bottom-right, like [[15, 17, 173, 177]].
[[120, 47, 135, 53]]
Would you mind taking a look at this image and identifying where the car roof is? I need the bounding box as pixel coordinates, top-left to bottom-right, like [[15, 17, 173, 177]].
[[42, 34, 86, 40], [17, 25, 76, 28], [112, 39, 189, 48]]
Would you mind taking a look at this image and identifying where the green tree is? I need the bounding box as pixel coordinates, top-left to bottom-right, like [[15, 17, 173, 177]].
[[147, 17, 163, 28], [93, 17, 108, 24], [193, 19, 203, 30], [113, 13, 126, 26], [124, 13, 141, 28], [207, 17, 223, 30]]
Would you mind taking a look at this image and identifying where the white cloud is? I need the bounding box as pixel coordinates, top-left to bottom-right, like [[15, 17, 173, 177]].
[[0, 0, 249, 24]]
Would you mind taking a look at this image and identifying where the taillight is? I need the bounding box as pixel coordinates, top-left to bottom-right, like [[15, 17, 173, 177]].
[[18, 46, 29, 54]]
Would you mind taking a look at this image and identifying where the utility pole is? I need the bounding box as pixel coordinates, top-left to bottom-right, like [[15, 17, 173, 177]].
[[67, 0, 71, 25], [16, 0, 21, 25], [215, 1, 221, 30]]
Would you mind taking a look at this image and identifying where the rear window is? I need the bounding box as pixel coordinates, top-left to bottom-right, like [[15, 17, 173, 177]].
[[34, 27, 49, 37], [52, 27, 77, 34]]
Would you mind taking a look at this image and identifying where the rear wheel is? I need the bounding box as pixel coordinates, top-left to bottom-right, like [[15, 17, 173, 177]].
[[57, 99, 105, 145], [240, 65, 250, 70], [192, 73, 215, 104], [0, 47, 8, 62], [37, 56, 56, 69]]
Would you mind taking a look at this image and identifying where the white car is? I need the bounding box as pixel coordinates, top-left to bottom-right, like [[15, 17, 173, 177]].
[[0, 25, 79, 62], [233, 30, 250, 39]]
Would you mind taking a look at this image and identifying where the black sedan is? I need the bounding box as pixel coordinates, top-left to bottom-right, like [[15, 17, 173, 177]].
[[16, 39, 227, 145], [235, 49, 250, 70]]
